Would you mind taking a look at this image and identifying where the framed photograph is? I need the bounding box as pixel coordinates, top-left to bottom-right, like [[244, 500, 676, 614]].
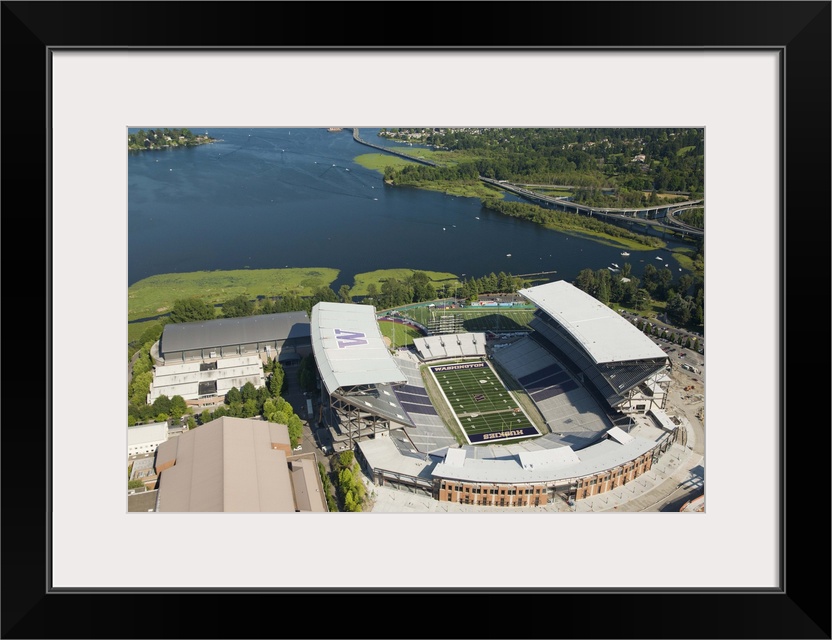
[[5, 1, 829, 638]]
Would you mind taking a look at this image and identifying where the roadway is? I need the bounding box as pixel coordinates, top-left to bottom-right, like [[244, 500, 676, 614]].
[[350, 129, 704, 238]]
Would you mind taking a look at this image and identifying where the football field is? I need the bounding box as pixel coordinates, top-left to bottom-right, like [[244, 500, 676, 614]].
[[428, 361, 540, 444]]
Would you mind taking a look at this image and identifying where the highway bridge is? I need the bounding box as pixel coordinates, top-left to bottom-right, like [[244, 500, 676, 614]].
[[480, 177, 704, 238], [351, 129, 703, 239]]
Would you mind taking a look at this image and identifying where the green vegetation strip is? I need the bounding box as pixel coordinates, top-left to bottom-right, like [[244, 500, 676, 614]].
[[128, 268, 339, 321], [349, 268, 459, 297]]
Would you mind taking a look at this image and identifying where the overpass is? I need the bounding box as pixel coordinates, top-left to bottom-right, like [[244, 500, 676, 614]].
[[350, 129, 703, 238], [480, 177, 704, 238]]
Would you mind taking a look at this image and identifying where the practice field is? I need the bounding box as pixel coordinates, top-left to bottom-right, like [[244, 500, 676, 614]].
[[429, 361, 540, 444], [405, 306, 536, 333], [377, 318, 425, 347]]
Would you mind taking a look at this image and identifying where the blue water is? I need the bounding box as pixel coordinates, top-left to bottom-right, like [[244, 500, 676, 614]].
[[128, 127, 692, 291]]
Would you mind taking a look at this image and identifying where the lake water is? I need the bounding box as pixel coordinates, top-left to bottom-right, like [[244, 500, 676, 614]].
[[128, 127, 693, 291]]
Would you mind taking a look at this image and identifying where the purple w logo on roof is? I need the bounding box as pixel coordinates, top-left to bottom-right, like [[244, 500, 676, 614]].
[[334, 329, 368, 349]]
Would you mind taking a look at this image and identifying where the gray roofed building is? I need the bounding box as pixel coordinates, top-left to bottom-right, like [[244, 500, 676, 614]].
[[153, 416, 324, 513], [159, 311, 311, 363]]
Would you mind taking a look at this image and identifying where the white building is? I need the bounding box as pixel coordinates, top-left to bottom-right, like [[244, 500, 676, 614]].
[[128, 422, 169, 457]]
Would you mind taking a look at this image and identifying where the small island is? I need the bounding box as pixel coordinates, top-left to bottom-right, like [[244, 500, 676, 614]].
[[128, 128, 217, 151]]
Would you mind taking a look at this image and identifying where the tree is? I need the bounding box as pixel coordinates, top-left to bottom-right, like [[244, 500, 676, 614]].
[[152, 394, 172, 416], [240, 381, 257, 402], [129, 371, 153, 407], [574, 268, 596, 294], [222, 295, 254, 318], [666, 292, 693, 326], [409, 271, 435, 302], [641, 264, 659, 295], [635, 288, 652, 311], [311, 286, 338, 306], [594, 269, 611, 304], [131, 351, 153, 378], [338, 450, 355, 468], [269, 362, 285, 396], [242, 399, 259, 418], [338, 284, 352, 304], [676, 274, 694, 296], [287, 414, 303, 446], [139, 403, 157, 423], [169, 297, 216, 323], [225, 386, 242, 405], [169, 395, 188, 420]]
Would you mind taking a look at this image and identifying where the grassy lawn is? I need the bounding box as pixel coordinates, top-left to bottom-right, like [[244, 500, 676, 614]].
[[609, 299, 667, 320], [353, 153, 415, 172], [127, 319, 161, 345], [668, 247, 703, 275], [532, 220, 665, 251], [128, 268, 339, 321], [354, 152, 506, 199], [396, 180, 505, 199], [377, 319, 424, 348], [349, 269, 460, 297]]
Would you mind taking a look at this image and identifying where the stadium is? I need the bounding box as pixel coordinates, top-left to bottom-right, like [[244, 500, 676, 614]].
[[310, 280, 687, 508]]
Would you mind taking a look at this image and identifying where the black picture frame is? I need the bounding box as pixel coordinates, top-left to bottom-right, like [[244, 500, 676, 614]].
[[3, 1, 829, 638]]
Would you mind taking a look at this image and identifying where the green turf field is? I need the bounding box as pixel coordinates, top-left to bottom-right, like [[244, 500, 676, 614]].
[[429, 361, 540, 443], [404, 306, 536, 333], [377, 319, 424, 347]]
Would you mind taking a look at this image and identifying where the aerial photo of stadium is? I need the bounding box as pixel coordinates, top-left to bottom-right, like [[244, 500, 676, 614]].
[[309, 280, 696, 509]]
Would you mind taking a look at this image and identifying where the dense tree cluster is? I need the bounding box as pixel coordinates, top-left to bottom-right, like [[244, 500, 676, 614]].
[[318, 462, 337, 512], [168, 297, 217, 323], [677, 207, 704, 228], [572, 257, 704, 330], [457, 272, 529, 302], [330, 450, 366, 512], [127, 128, 214, 151], [381, 127, 704, 197], [196, 358, 304, 446], [359, 271, 437, 309]]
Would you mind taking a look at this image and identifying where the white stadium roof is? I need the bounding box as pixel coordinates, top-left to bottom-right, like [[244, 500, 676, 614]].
[[518, 280, 666, 364], [310, 302, 407, 395]]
